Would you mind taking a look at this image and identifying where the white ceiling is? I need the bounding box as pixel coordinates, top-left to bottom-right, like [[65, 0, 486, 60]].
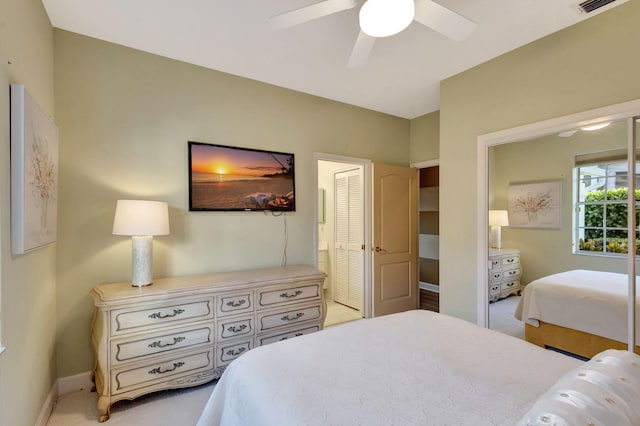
[[42, 0, 625, 119]]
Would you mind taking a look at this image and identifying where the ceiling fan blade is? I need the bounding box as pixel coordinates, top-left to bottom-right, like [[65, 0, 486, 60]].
[[348, 31, 376, 68], [413, 0, 476, 41], [269, 0, 361, 30]]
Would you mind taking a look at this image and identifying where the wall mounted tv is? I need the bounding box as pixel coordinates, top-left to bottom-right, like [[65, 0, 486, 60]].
[[188, 141, 295, 212]]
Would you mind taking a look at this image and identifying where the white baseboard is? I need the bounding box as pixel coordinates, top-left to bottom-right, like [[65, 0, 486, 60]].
[[35, 371, 93, 426], [58, 371, 93, 396], [34, 383, 57, 426]]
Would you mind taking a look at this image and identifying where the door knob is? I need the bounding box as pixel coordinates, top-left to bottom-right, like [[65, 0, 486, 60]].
[[374, 246, 386, 253]]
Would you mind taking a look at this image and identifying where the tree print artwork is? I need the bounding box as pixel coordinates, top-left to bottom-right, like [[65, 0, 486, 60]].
[[10, 84, 58, 254], [507, 181, 562, 229]]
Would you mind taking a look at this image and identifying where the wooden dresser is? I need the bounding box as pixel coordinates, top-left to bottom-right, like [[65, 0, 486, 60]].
[[90, 265, 325, 422], [488, 248, 522, 302]]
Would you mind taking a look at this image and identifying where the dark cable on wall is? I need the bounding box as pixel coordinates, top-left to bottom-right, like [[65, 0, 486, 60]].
[[280, 212, 288, 266]]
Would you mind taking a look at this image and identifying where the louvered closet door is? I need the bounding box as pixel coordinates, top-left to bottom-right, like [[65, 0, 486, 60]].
[[334, 168, 364, 310]]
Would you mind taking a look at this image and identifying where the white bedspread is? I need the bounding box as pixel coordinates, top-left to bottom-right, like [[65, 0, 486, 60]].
[[515, 269, 639, 343], [197, 310, 581, 426]]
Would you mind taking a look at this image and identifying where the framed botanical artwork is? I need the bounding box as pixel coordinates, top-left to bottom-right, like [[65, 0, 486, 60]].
[[507, 180, 562, 229], [10, 84, 59, 254]]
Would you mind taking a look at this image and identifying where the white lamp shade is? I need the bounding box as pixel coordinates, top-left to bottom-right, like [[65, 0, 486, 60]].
[[359, 0, 415, 38], [113, 200, 170, 236], [489, 210, 509, 227]]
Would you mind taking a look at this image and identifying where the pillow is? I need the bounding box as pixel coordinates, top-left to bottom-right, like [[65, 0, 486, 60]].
[[517, 349, 640, 426]]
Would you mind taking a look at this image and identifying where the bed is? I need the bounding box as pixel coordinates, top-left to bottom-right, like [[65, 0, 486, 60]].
[[196, 310, 640, 425], [515, 269, 640, 359]]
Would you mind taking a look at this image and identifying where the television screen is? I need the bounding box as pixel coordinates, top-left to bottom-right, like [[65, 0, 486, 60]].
[[188, 141, 295, 212]]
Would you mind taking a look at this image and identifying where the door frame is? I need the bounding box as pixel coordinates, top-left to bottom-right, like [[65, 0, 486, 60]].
[[314, 152, 372, 319]]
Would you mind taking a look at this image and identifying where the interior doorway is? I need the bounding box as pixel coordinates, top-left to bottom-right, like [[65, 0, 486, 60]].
[[316, 154, 371, 327]]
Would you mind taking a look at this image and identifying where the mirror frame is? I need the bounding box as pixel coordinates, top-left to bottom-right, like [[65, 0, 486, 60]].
[[476, 99, 640, 340]]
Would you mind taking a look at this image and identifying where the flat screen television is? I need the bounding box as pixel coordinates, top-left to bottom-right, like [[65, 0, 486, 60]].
[[188, 141, 295, 212]]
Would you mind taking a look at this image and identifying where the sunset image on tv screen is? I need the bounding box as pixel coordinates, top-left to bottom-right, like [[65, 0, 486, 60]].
[[188, 142, 295, 211]]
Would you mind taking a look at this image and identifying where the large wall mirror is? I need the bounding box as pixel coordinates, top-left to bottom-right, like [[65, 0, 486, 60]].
[[478, 100, 640, 359]]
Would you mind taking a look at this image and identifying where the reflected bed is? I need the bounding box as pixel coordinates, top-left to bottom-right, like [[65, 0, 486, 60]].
[[515, 269, 640, 358]]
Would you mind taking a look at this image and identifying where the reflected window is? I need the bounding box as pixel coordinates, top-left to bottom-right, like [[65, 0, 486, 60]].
[[575, 149, 640, 255]]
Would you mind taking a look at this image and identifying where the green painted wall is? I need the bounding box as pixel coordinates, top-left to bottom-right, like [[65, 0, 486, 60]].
[[0, 1, 56, 425], [410, 110, 439, 163]]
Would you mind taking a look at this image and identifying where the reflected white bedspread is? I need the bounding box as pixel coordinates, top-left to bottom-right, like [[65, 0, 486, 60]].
[[197, 310, 581, 426], [515, 269, 640, 343]]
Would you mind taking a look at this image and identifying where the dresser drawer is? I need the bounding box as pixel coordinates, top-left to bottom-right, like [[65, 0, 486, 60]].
[[216, 292, 253, 317], [490, 258, 500, 268], [257, 283, 322, 309], [257, 304, 322, 332], [217, 315, 255, 341], [111, 348, 214, 395], [111, 323, 214, 365], [500, 280, 520, 293], [110, 299, 214, 336], [257, 325, 320, 346], [490, 283, 500, 295], [489, 271, 502, 282], [216, 338, 254, 366], [501, 255, 520, 267], [502, 266, 521, 280]]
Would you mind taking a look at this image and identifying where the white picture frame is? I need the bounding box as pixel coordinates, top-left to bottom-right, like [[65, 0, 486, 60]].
[[507, 180, 562, 229], [10, 84, 59, 254]]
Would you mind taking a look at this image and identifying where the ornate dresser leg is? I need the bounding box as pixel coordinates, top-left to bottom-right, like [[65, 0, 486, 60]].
[[97, 396, 111, 422]]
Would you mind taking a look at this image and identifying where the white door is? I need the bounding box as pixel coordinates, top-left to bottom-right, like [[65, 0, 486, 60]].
[[334, 168, 364, 310], [372, 162, 419, 316]]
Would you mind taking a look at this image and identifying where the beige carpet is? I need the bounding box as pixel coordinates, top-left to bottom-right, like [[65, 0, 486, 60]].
[[47, 381, 216, 425], [489, 295, 524, 339]]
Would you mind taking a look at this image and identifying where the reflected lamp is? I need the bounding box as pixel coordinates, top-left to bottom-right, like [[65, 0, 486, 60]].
[[489, 210, 509, 249], [113, 200, 170, 287]]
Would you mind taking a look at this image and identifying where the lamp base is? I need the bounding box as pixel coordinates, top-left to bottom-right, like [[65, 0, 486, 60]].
[[131, 235, 154, 287], [489, 225, 502, 249]]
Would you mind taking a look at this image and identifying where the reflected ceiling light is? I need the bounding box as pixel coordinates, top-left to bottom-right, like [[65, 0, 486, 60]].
[[359, 0, 415, 38], [580, 122, 611, 131]]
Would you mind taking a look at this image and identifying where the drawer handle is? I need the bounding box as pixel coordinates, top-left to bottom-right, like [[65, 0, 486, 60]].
[[148, 336, 186, 349], [228, 324, 248, 333], [506, 258, 515, 263], [493, 273, 500, 279], [226, 300, 247, 308], [280, 332, 304, 341], [282, 312, 304, 321], [280, 290, 303, 299], [148, 362, 185, 375], [508, 270, 518, 276], [148, 309, 185, 319], [226, 347, 247, 356]]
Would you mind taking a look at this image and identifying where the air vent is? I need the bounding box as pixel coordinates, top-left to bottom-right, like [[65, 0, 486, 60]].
[[578, 0, 617, 13]]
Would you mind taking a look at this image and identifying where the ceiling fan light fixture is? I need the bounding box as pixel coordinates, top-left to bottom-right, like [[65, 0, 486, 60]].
[[359, 0, 415, 38]]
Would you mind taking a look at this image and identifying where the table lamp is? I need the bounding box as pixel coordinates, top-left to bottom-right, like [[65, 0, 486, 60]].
[[113, 200, 170, 287], [489, 210, 509, 249]]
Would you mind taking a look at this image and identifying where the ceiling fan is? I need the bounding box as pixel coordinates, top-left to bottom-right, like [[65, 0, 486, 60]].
[[269, 0, 477, 68]]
